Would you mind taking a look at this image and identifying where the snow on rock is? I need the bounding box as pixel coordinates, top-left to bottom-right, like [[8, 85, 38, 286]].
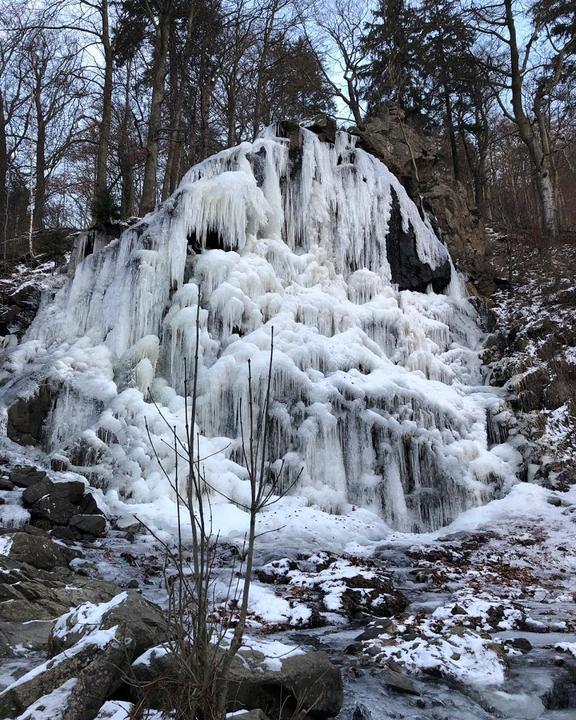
[[14, 678, 77, 720], [255, 551, 406, 625], [95, 700, 166, 719], [0, 124, 523, 534]]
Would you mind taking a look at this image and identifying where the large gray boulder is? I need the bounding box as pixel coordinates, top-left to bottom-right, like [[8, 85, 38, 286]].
[[131, 642, 343, 719], [49, 590, 168, 657], [0, 592, 168, 720], [0, 624, 130, 720], [227, 648, 343, 719]]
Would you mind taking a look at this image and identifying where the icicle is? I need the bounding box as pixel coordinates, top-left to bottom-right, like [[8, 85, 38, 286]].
[[0, 124, 523, 533]]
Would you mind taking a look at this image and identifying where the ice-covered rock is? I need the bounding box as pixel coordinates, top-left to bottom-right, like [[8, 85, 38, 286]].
[[0, 123, 523, 533]]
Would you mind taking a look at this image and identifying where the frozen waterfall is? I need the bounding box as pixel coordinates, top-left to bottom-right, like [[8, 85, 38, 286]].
[[0, 123, 523, 533]]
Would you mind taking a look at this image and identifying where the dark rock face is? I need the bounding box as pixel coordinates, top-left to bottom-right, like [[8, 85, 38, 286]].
[[7, 382, 55, 446], [353, 106, 495, 296], [0, 283, 41, 338], [386, 188, 451, 292], [276, 118, 452, 294], [20, 470, 107, 538]]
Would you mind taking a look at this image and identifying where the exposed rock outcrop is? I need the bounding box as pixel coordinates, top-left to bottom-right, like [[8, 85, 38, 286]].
[[352, 106, 494, 295], [19, 469, 107, 538], [277, 118, 452, 294], [7, 383, 55, 446]]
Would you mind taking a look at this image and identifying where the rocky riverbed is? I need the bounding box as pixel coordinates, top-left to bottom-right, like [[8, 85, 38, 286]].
[[1, 438, 575, 719]]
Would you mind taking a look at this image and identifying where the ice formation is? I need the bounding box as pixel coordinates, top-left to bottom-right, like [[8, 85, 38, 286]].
[[0, 124, 523, 533]]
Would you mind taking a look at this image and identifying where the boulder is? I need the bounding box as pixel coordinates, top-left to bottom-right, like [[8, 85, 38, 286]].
[[11, 678, 78, 720], [20, 472, 106, 537], [0, 529, 68, 570], [9, 466, 48, 489], [1, 592, 169, 720], [49, 591, 168, 658], [131, 644, 343, 719], [7, 383, 55, 447], [0, 624, 129, 720], [0, 477, 14, 491], [69, 513, 107, 537], [23, 476, 85, 507], [227, 649, 343, 719]]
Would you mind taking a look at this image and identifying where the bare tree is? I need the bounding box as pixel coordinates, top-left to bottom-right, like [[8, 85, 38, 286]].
[[138, 0, 173, 215], [140, 313, 300, 720], [303, 0, 370, 127], [468, 0, 576, 243]]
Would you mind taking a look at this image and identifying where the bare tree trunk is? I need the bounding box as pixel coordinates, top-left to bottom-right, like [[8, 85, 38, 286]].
[[119, 68, 135, 219], [32, 89, 46, 231], [226, 83, 237, 147], [94, 0, 113, 205], [504, 0, 558, 243], [162, 0, 194, 200], [139, 10, 170, 216], [347, 76, 364, 129], [444, 89, 461, 183], [199, 76, 212, 159], [0, 91, 8, 249], [161, 22, 179, 201]]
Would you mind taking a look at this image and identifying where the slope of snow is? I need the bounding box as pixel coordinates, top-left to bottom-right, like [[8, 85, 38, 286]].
[[0, 125, 524, 534]]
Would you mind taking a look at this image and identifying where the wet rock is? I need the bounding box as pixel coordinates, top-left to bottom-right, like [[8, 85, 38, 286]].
[[9, 466, 48, 489], [543, 664, 576, 710], [352, 704, 373, 720], [7, 383, 55, 446], [0, 477, 14, 491], [381, 668, 420, 695], [505, 637, 533, 653], [69, 513, 107, 537], [356, 621, 395, 641]]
